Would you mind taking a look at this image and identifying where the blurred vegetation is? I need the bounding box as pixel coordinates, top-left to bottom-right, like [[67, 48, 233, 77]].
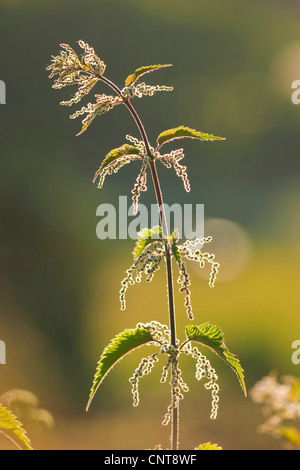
[[250, 373, 300, 449], [0, 0, 300, 449]]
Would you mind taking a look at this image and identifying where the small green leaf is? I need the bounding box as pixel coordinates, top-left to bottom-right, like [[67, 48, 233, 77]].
[[169, 230, 181, 263], [197, 442, 223, 450], [94, 143, 141, 181], [0, 404, 33, 450], [133, 226, 163, 259], [125, 64, 172, 87], [87, 327, 154, 411], [76, 117, 92, 136], [171, 241, 182, 263], [156, 126, 225, 149], [185, 323, 247, 397]]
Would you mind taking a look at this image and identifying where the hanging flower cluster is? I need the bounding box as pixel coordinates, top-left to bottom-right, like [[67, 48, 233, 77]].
[[174, 236, 220, 320], [47, 41, 122, 135], [47, 41, 173, 136], [47, 41, 105, 89], [47, 42, 223, 220], [183, 343, 220, 419], [48, 42, 242, 449], [120, 237, 165, 311], [128, 321, 220, 423], [120, 229, 219, 319], [158, 148, 191, 192], [122, 82, 173, 99], [93, 134, 193, 217]]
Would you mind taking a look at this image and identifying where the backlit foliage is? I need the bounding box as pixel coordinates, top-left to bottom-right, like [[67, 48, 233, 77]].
[[47, 40, 245, 451]]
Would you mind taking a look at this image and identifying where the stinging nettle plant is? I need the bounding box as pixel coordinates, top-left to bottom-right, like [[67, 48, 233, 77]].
[[47, 40, 247, 450]]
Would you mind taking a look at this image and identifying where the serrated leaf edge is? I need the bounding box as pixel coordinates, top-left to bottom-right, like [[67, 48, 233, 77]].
[[125, 64, 172, 87], [132, 226, 163, 259], [0, 404, 33, 450], [98, 144, 141, 172], [86, 328, 154, 411], [185, 323, 247, 397], [156, 125, 226, 149]]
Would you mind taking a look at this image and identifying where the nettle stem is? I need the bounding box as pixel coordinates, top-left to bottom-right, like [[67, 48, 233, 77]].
[[148, 160, 178, 450], [49, 44, 247, 453], [99, 73, 179, 450]]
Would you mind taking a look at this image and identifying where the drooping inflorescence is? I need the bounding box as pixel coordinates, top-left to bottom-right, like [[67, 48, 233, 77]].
[[47, 41, 173, 137], [120, 229, 220, 320], [128, 322, 190, 426], [158, 148, 191, 193], [125, 135, 153, 214], [78, 40, 107, 75], [47, 41, 105, 100], [93, 146, 142, 191], [47, 41, 121, 135], [172, 236, 220, 320], [177, 237, 220, 289], [47, 41, 235, 451], [162, 356, 189, 427], [129, 322, 173, 408], [73, 94, 123, 134], [93, 134, 193, 217], [140, 321, 172, 344], [177, 261, 193, 320], [124, 135, 192, 213], [47, 40, 196, 213], [120, 242, 165, 310], [129, 354, 159, 407], [122, 82, 173, 100], [183, 343, 220, 420], [126, 321, 221, 426]]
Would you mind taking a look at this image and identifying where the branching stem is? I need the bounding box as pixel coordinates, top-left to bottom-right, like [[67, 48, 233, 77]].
[[97, 72, 179, 450]]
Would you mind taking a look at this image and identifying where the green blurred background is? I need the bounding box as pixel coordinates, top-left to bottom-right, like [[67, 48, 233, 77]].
[[0, 0, 300, 450]]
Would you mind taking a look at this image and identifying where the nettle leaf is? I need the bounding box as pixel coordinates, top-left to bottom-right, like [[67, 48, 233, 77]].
[[185, 323, 247, 396], [156, 126, 225, 149], [125, 64, 172, 87], [86, 327, 154, 411], [133, 226, 163, 259], [171, 241, 182, 263], [96, 144, 141, 173], [169, 230, 181, 263], [0, 404, 33, 450]]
